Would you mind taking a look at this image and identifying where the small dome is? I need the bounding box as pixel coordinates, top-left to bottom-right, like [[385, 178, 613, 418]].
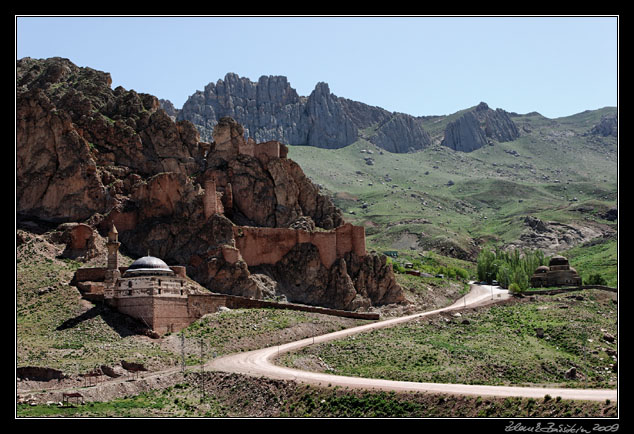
[[535, 265, 549, 274], [549, 255, 569, 266], [124, 255, 173, 276]]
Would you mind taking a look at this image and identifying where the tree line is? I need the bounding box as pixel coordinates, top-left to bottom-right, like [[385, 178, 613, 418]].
[[476, 248, 549, 292]]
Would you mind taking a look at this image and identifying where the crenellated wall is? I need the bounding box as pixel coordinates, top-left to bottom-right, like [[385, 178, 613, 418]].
[[233, 222, 366, 269]]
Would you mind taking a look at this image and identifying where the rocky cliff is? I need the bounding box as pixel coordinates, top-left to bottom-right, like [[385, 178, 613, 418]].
[[17, 57, 404, 311], [440, 102, 520, 152], [174, 73, 431, 153]]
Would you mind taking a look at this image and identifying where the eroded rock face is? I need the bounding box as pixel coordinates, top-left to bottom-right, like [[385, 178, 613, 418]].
[[16, 87, 106, 222], [17, 57, 404, 311], [507, 215, 611, 255], [17, 57, 203, 222], [252, 245, 405, 311]]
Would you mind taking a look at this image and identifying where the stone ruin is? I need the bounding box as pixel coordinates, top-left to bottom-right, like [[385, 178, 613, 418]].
[[71, 117, 404, 335]]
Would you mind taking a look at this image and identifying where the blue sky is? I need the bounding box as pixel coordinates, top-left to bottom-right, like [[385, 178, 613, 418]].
[[16, 16, 618, 118]]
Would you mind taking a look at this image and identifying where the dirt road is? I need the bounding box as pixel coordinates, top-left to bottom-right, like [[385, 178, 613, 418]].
[[208, 284, 618, 402]]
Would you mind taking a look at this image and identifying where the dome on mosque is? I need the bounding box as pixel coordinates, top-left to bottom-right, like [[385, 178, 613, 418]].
[[124, 255, 174, 276], [549, 255, 570, 267]]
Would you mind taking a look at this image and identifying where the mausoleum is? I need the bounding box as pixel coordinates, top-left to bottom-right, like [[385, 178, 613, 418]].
[[530, 255, 582, 288]]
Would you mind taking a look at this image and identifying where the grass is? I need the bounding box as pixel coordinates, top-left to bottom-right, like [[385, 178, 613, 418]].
[[17, 372, 617, 418], [287, 107, 617, 256], [177, 307, 372, 362], [564, 236, 618, 287], [279, 289, 617, 389]]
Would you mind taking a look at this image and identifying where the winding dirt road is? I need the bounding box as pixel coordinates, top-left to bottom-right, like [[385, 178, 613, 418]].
[[208, 284, 617, 402]]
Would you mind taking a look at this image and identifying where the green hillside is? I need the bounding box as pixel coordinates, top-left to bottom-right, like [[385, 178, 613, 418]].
[[287, 107, 618, 272]]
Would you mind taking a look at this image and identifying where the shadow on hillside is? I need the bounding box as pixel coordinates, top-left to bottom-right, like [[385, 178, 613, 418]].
[[56, 304, 150, 338]]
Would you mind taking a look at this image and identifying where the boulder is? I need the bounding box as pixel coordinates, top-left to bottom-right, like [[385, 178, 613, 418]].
[[565, 367, 577, 380]]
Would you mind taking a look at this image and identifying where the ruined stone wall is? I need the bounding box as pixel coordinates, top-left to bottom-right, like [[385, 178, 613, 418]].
[[233, 222, 365, 269], [107, 296, 156, 330], [73, 267, 126, 283], [222, 294, 379, 320], [187, 293, 230, 319], [254, 140, 281, 163], [187, 292, 379, 321]]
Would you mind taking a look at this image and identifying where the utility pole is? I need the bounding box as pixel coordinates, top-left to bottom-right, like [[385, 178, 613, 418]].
[[200, 337, 205, 401], [180, 334, 185, 374]]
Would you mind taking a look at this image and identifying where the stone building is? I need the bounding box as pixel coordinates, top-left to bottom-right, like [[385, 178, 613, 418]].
[[102, 225, 203, 334], [79, 224, 378, 336], [530, 255, 582, 287]]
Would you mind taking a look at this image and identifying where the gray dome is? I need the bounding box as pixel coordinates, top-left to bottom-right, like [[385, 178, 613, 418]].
[[124, 256, 174, 276]]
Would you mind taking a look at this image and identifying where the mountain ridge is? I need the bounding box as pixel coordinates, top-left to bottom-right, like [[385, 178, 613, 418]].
[[164, 73, 616, 154]]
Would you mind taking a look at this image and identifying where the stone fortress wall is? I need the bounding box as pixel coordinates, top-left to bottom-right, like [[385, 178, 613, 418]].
[[232, 223, 366, 268], [202, 117, 368, 270]]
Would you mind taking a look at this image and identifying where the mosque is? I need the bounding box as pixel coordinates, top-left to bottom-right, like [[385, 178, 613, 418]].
[[102, 224, 208, 334]]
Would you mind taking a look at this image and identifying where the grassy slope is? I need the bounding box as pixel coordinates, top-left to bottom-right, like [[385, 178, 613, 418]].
[[287, 107, 617, 273], [17, 371, 616, 417], [279, 290, 617, 390]]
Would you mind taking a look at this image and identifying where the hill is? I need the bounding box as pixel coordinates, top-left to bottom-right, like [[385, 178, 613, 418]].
[[286, 106, 617, 267]]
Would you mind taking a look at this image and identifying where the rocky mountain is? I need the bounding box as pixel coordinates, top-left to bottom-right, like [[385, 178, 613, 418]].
[[16, 57, 404, 311], [440, 102, 520, 152], [172, 73, 431, 153]]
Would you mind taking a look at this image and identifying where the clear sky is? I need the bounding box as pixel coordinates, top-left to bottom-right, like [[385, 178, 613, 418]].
[[16, 15, 618, 118]]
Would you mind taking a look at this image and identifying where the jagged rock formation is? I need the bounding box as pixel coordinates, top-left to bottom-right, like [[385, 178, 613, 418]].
[[441, 102, 520, 152], [17, 57, 404, 311], [174, 73, 431, 153], [159, 98, 179, 120]]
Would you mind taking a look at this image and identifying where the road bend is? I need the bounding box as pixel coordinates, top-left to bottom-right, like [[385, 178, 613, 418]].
[[208, 284, 617, 402]]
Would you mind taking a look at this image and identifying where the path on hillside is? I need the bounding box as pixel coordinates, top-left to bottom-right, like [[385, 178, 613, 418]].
[[208, 284, 618, 402]]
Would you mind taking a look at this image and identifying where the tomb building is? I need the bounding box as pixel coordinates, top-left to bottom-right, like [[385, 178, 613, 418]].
[[530, 255, 582, 288]]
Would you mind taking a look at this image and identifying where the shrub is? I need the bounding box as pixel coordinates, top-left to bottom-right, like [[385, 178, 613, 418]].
[[508, 283, 522, 293], [586, 273, 607, 285]]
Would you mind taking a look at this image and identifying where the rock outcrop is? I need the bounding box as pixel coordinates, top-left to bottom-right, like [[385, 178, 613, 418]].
[[588, 112, 617, 137], [174, 73, 431, 153], [441, 102, 520, 152], [505, 215, 610, 255], [17, 57, 404, 312]]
